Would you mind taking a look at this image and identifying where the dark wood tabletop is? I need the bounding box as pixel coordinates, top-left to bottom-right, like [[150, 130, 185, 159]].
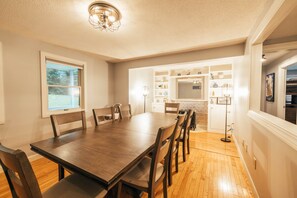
[[30, 112, 177, 190]]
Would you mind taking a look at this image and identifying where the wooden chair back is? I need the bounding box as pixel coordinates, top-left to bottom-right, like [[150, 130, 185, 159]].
[[149, 121, 177, 190], [0, 144, 42, 198], [184, 110, 194, 136], [113, 103, 122, 120], [118, 104, 132, 119], [92, 107, 114, 126], [165, 102, 180, 114], [50, 111, 87, 137], [173, 114, 186, 147]]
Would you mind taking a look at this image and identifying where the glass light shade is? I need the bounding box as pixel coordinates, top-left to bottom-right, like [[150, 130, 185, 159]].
[[88, 2, 121, 32]]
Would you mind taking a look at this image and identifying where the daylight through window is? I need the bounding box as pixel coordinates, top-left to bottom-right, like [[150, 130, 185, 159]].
[[41, 52, 86, 117]]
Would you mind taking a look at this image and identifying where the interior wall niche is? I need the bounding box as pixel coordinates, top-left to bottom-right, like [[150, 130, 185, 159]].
[[261, 5, 297, 124]]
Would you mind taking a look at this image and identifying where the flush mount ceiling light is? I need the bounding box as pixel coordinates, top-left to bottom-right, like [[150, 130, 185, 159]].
[[88, 1, 121, 32]]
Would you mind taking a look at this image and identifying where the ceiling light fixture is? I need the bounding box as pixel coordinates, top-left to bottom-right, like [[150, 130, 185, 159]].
[[261, 54, 267, 62], [88, 1, 121, 32]]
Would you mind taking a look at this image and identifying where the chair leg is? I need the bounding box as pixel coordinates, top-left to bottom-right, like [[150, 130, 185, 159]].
[[117, 182, 122, 198], [182, 141, 186, 162], [175, 150, 179, 172], [187, 137, 190, 154], [148, 191, 153, 198], [163, 177, 168, 198], [58, 164, 64, 180], [168, 156, 173, 186]]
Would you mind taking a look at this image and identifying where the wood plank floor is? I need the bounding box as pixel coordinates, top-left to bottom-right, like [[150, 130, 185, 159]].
[[0, 132, 254, 198]]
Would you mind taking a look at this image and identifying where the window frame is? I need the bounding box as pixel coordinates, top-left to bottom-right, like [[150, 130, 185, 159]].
[[40, 51, 87, 118]]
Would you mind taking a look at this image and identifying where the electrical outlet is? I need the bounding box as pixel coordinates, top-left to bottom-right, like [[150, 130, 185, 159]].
[[254, 156, 257, 170]]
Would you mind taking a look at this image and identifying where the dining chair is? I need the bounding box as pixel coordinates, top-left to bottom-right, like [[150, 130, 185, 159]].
[[114, 104, 132, 119], [0, 143, 107, 198], [50, 111, 87, 137], [168, 113, 186, 186], [117, 121, 177, 198], [92, 107, 114, 126], [180, 109, 194, 162], [164, 102, 180, 114], [50, 110, 87, 180]]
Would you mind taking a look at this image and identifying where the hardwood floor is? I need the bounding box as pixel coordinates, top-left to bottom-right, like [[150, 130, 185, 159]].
[[0, 132, 254, 198]]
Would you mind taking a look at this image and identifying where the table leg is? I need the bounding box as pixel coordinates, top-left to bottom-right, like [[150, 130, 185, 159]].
[[58, 164, 64, 180]]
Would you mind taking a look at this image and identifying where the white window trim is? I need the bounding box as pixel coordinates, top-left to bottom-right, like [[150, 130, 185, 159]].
[[40, 51, 87, 118], [0, 42, 5, 124]]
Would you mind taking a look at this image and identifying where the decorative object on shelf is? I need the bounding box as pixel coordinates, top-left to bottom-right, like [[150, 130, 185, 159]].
[[217, 97, 231, 105], [212, 82, 219, 88], [177, 73, 181, 76], [210, 73, 214, 80], [88, 1, 121, 32], [143, 86, 149, 112], [265, 73, 275, 102], [197, 71, 202, 74], [186, 71, 191, 75], [210, 97, 217, 104]]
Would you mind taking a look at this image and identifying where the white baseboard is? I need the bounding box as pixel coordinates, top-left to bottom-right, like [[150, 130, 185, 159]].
[[0, 153, 42, 174], [233, 135, 260, 198]]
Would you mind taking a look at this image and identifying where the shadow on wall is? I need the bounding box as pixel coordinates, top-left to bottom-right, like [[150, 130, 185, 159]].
[[250, 122, 271, 198]]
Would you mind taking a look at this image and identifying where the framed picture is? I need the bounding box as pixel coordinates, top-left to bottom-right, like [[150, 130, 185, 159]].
[[217, 97, 231, 105], [265, 73, 275, 102]]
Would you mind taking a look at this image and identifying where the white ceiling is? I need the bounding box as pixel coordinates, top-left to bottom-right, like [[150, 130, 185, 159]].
[[0, 0, 269, 62]]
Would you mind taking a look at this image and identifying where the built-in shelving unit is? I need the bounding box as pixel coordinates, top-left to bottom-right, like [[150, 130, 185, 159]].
[[151, 64, 234, 132], [153, 70, 169, 103], [208, 65, 233, 132]]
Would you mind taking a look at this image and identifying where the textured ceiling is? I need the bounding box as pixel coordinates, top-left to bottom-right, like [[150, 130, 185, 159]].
[[0, 0, 269, 62]]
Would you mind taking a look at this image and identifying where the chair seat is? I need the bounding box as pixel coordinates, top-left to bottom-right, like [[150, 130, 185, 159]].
[[43, 173, 107, 198], [121, 156, 164, 189]]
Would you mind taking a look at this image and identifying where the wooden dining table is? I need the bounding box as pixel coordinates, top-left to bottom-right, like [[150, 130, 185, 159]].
[[30, 112, 177, 190]]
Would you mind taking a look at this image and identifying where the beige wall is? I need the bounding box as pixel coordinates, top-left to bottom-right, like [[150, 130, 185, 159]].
[[0, 42, 4, 124], [128, 68, 154, 114], [114, 44, 244, 103], [0, 29, 114, 156]]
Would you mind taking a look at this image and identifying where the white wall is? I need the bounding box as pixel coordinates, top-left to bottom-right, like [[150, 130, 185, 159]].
[[128, 68, 153, 114], [114, 44, 244, 104], [0, 29, 114, 156]]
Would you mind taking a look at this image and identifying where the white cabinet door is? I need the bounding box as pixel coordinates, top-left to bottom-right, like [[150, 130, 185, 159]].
[[208, 104, 233, 133]]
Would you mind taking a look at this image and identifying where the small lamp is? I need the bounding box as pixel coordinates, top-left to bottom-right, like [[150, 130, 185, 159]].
[[143, 86, 149, 113], [221, 84, 231, 143]]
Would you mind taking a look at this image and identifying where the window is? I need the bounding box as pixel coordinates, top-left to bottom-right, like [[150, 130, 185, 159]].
[[40, 52, 86, 117]]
